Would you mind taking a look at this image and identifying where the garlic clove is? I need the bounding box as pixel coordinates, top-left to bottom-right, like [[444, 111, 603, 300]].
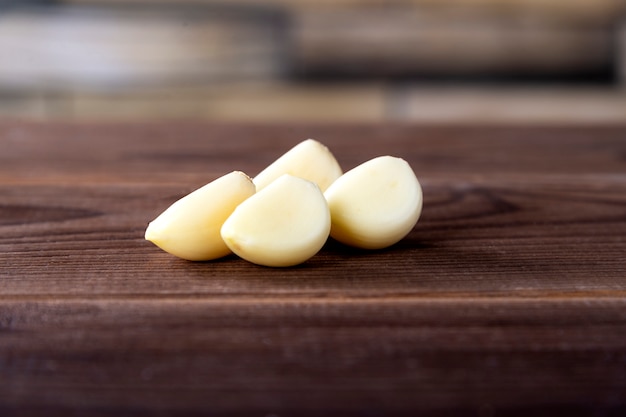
[[221, 174, 330, 267], [324, 156, 422, 249], [253, 139, 342, 192], [145, 171, 255, 261]]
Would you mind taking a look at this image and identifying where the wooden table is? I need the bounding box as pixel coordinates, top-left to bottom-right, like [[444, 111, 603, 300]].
[[1, 122, 625, 416]]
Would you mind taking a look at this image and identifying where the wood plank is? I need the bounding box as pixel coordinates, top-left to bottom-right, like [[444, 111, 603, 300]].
[[0, 122, 625, 415], [293, 9, 613, 78], [0, 7, 285, 90], [3, 85, 626, 123], [1, 297, 625, 415], [394, 87, 626, 124], [66, 0, 625, 24], [66, 83, 387, 122]]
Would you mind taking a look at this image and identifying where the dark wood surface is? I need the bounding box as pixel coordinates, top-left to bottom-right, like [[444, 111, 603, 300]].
[[1, 122, 625, 416]]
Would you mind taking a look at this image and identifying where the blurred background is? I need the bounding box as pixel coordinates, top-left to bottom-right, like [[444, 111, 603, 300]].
[[1, 0, 625, 123]]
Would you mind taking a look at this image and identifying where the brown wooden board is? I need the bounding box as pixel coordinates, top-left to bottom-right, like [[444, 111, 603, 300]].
[[1, 122, 625, 416]]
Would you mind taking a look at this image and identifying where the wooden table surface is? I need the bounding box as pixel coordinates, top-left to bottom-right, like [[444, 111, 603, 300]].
[[1, 122, 625, 416]]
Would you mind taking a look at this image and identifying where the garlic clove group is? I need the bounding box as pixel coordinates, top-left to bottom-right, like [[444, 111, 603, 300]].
[[145, 171, 256, 261], [221, 174, 330, 267]]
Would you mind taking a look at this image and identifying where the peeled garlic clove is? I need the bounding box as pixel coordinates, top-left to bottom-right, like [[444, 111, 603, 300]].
[[145, 171, 255, 261], [253, 139, 343, 192], [324, 156, 422, 249], [221, 174, 330, 267]]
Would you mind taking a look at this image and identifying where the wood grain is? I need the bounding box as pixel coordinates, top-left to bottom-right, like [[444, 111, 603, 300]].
[[1, 122, 625, 416]]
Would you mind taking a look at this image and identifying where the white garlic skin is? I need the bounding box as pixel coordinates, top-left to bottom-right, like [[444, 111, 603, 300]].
[[324, 156, 422, 249]]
